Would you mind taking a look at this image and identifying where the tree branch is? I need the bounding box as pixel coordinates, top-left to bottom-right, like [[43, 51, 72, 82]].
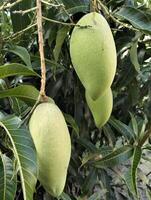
[[97, 0, 139, 32], [36, 0, 47, 101], [42, 16, 91, 28], [0, 0, 23, 11]]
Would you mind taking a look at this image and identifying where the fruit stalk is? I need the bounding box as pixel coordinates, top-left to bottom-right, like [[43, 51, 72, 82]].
[[36, 0, 47, 100]]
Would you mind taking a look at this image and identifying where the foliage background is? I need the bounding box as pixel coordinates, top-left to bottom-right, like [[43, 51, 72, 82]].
[[0, 0, 151, 199]]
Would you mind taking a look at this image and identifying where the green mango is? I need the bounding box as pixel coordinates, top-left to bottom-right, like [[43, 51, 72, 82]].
[[86, 88, 113, 128], [70, 12, 117, 100], [29, 103, 71, 197]]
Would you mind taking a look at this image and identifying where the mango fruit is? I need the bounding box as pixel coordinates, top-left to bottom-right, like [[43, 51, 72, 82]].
[[29, 102, 71, 197], [86, 88, 113, 128], [70, 12, 117, 100]]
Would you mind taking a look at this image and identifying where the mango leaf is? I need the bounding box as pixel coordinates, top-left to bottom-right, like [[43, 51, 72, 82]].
[[115, 6, 151, 33], [0, 63, 39, 78], [59, 192, 72, 200], [129, 112, 138, 137], [0, 153, 17, 200], [7, 46, 32, 67], [109, 117, 135, 140], [64, 113, 79, 136], [103, 124, 116, 146], [0, 85, 39, 106], [131, 146, 142, 196], [0, 116, 38, 200], [82, 168, 97, 194], [53, 26, 70, 62], [130, 41, 140, 72], [92, 145, 133, 168], [124, 147, 142, 198]]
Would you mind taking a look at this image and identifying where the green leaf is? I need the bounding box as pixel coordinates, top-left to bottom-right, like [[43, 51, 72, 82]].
[[131, 146, 142, 195], [64, 113, 79, 137], [82, 168, 97, 194], [53, 26, 70, 62], [0, 116, 38, 200], [0, 153, 17, 200], [109, 117, 135, 140], [7, 46, 32, 67], [92, 145, 133, 168], [130, 41, 140, 72], [59, 192, 72, 200], [0, 63, 39, 78], [129, 112, 138, 137], [115, 6, 151, 33], [0, 85, 39, 106], [103, 124, 116, 146], [125, 146, 142, 197]]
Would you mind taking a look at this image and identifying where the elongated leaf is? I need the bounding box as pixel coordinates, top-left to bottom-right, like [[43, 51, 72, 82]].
[[0, 153, 17, 200], [7, 46, 32, 67], [0, 63, 39, 78], [115, 6, 151, 33], [0, 116, 38, 200], [53, 26, 70, 62], [124, 146, 142, 198], [0, 85, 39, 106], [64, 113, 79, 136], [109, 117, 135, 140], [129, 112, 138, 137], [130, 41, 140, 72], [131, 146, 142, 196], [60, 192, 72, 200], [92, 145, 133, 168], [82, 168, 97, 194]]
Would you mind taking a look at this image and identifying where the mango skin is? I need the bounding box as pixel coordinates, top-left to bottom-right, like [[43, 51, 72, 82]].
[[70, 12, 117, 100], [86, 88, 113, 128], [29, 103, 71, 197]]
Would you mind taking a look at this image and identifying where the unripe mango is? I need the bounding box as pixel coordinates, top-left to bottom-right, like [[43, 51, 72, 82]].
[[70, 12, 117, 100], [86, 88, 113, 128], [29, 103, 71, 197]]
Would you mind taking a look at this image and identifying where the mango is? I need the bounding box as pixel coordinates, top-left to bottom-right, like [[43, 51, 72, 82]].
[[29, 103, 71, 197], [86, 88, 113, 128], [70, 12, 117, 100]]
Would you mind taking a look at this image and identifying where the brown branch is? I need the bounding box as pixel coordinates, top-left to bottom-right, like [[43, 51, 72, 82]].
[[4, 23, 37, 41], [42, 16, 91, 28], [36, 0, 47, 101], [0, 0, 23, 11]]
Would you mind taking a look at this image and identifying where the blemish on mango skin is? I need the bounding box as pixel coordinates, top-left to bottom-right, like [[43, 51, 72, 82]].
[[70, 12, 117, 100], [29, 102, 71, 197]]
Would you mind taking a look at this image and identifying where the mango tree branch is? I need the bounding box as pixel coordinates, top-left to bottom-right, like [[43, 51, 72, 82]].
[[0, 0, 23, 11], [36, 0, 47, 101]]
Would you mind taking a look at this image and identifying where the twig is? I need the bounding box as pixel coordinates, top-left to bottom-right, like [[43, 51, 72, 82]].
[[41, 0, 63, 7], [12, 7, 37, 15], [0, 0, 23, 11], [54, 0, 74, 23], [4, 23, 37, 41], [42, 16, 91, 28], [36, 0, 47, 101], [97, 0, 139, 32]]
